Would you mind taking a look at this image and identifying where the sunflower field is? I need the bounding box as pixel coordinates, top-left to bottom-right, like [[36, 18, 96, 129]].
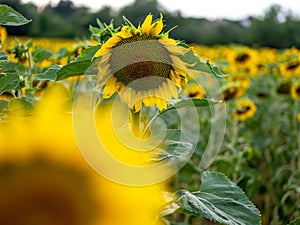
[[0, 5, 300, 225]]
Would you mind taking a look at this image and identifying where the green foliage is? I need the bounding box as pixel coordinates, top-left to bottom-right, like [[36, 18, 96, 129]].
[[0, 72, 20, 94], [0, 4, 31, 26], [2, 0, 300, 48], [31, 47, 53, 63], [175, 171, 261, 225], [289, 217, 300, 225], [4, 4, 300, 225]]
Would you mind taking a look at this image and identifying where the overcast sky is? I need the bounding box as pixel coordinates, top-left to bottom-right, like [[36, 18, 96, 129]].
[[20, 0, 300, 20]]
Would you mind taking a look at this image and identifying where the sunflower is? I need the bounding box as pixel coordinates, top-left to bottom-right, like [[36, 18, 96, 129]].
[[0, 84, 167, 225], [221, 73, 250, 101], [93, 14, 190, 112], [291, 82, 300, 99], [232, 99, 257, 121], [278, 47, 300, 77]]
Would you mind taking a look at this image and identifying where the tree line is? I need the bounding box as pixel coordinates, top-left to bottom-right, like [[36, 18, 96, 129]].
[[1, 0, 300, 49]]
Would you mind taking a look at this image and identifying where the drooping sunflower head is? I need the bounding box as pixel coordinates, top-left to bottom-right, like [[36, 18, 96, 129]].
[[291, 82, 300, 99], [232, 99, 257, 121], [94, 14, 190, 112]]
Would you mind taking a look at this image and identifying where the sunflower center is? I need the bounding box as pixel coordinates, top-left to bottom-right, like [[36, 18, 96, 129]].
[[116, 61, 172, 91], [237, 105, 251, 114], [287, 61, 299, 70], [235, 53, 250, 63], [109, 36, 173, 91]]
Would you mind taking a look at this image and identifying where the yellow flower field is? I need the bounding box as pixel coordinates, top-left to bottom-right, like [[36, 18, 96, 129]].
[[1, 11, 300, 225]]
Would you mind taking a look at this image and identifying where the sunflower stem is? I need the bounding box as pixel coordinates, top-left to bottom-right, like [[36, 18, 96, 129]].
[[131, 109, 141, 138]]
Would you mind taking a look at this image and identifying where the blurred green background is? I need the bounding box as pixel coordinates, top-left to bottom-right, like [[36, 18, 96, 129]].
[[1, 0, 300, 48]]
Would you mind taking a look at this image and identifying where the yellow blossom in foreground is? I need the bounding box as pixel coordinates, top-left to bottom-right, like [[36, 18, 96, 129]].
[[0, 84, 167, 225]]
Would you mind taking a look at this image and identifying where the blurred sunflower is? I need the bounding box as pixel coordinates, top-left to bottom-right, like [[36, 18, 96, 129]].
[[222, 73, 250, 101], [227, 46, 259, 76], [0, 26, 7, 50], [94, 13, 190, 112], [232, 99, 257, 121], [279, 48, 300, 77], [184, 82, 206, 98], [291, 82, 300, 99], [0, 83, 167, 225]]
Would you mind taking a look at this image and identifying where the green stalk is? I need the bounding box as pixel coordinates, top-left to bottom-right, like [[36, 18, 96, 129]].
[[27, 51, 33, 88], [130, 109, 141, 138]]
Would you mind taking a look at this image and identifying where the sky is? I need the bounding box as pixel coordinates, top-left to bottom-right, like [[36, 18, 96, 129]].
[[20, 0, 300, 20]]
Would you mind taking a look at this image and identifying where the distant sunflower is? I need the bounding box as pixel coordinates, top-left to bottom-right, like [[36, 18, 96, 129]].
[[94, 14, 190, 112], [222, 73, 250, 101], [232, 99, 257, 121], [184, 83, 206, 98], [279, 48, 300, 77], [291, 82, 300, 99]]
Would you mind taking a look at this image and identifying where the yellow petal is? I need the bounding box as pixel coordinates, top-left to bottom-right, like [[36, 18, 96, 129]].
[[141, 14, 153, 35], [93, 36, 122, 58], [150, 13, 163, 36], [103, 77, 118, 98], [133, 100, 142, 112], [167, 79, 178, 99], [116, 30, 133, 39]]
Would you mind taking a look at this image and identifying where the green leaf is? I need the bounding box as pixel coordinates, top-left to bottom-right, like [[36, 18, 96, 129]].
[[0, 60, 9, 67], [74, 45, 101, 61], [35, 64, 61, 81], [0, 51, 9, 67], [180, 50, 227, 78], [161, 98, 222, 114], [0, 4, 31, 26], [55, 59, 93, 80], [57, 47, 70, 59], [288, 217, 300, 225], [8, 97, 33, 112], [0, 73, 20, 94], [0, 51, 7, 60], [152, 129, 193, 161], [176, 171, 261, 225], [31, 47, 53, 63]]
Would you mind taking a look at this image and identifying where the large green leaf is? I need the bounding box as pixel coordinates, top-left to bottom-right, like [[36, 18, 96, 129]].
[[55, 59, 93, 80], [0, 73, 20, 94], [0, 4, 31, 26], [176, 171, 261, 225], [55, 45, 101, 80]]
